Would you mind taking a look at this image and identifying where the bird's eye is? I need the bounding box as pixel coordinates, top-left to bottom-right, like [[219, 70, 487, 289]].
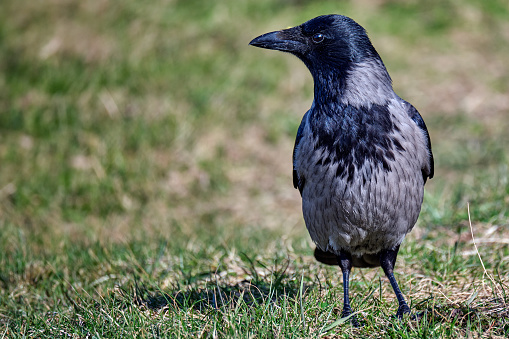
[[312, 33, 324, 43]]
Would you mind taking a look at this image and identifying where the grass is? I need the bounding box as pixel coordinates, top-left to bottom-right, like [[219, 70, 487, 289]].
[[1, 0, 509, 337]]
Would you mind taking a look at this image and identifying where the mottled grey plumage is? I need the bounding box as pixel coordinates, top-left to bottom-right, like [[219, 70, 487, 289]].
[[250, 14, 433, 323]]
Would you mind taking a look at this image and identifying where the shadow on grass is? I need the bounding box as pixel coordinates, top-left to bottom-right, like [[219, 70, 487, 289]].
[[120, 278, 304, 313], [111, 253, 313, 313], [114, 253, 310, 313]]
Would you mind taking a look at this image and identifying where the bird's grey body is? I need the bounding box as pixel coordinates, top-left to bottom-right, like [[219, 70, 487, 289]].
[[297, 95, 430, 258], [250, 14, 434, 323]]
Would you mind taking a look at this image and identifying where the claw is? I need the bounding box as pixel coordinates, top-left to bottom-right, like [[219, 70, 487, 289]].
[[341, 307, 362, 327], [395, 304, 411, 318]]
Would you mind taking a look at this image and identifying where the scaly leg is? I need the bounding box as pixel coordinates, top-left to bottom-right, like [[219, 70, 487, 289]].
[[337, 251, 360, 326], [379, 246, 411, 318]]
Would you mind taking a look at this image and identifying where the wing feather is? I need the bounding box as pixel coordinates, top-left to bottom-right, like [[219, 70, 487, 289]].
[[293, 111, 309, 194], [403, 101, 434, 182]]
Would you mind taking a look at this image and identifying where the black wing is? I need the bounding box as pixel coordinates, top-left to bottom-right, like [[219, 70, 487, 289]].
[[403, 101, 434, 182], [293, 111, 308, 194]]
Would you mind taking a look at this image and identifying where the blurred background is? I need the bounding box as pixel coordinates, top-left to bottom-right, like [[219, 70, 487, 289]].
[[0, 0, 508, 331], [2, 0, 508, 250]]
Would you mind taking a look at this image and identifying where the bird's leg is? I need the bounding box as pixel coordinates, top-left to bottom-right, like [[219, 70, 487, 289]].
[[336, 251, 360, 326], [379, 246, 411, 318]]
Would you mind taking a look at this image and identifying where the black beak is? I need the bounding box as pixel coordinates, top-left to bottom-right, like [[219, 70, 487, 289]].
[[249, 27, 306, 54]]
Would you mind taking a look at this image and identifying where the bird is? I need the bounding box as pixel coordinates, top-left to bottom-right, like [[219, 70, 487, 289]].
[[249, 14, 434, 324]]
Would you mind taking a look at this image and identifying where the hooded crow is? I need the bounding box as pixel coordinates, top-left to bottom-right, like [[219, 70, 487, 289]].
[[250, 15, 434, 324]]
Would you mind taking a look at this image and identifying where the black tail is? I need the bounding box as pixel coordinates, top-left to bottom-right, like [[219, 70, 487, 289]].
[[314, 247, 380, 268]]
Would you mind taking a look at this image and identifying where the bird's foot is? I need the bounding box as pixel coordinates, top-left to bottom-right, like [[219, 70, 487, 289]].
[[395, 304, 411, 318], [392, 304, 417, 320], [341, 307, 362, 327]]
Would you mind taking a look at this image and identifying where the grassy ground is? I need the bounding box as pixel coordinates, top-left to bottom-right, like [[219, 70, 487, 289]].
[[1, 0, 509, 337]]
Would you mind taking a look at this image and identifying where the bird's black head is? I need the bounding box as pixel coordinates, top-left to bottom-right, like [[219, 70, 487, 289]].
[[249, 15, 380, 75]]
